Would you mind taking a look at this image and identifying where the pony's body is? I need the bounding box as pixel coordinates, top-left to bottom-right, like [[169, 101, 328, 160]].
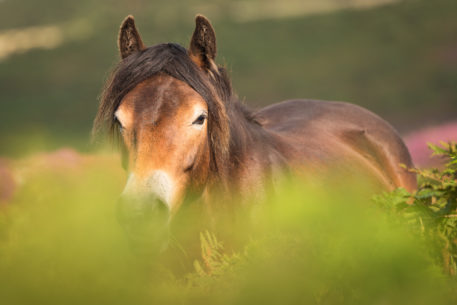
[[94, 15, 416, 241], [193, 98, 416, 200], [254, 99, 416, 191]]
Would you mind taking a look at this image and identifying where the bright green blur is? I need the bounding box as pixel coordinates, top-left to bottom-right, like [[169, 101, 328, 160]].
[[1, 154, 456, 305]]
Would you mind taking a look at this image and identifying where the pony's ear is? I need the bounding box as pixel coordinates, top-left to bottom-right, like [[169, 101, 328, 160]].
[[118, 15, 145, 59], [189, 15, 217, 70]]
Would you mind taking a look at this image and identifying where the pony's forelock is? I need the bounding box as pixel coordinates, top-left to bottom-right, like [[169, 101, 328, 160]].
[[93, 43, 232, 179]]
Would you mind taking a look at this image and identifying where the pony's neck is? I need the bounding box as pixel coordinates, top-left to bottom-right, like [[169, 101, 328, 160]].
[[224, 101, 286, 192]]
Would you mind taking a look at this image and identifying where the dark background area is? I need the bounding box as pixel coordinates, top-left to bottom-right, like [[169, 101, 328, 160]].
[[0, 0, 456, 156]]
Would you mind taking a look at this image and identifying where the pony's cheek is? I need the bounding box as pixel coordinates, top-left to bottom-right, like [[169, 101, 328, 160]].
[[181, 132, 207, 172], [182, 145, 199, 172]]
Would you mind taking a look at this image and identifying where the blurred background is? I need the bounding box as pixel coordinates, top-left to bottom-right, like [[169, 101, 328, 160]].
[[0, 0, 456, 159], [1, 2, 457, 303]]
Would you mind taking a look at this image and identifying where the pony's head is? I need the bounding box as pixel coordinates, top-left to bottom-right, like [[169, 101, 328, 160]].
[[93, 15, 234, 244]]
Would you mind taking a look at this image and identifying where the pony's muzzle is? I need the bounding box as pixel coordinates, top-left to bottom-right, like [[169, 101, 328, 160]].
[[117, 194, 170, 252]]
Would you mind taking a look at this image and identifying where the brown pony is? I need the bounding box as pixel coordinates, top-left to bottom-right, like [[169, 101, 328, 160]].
[[93, 15, 416, 237]]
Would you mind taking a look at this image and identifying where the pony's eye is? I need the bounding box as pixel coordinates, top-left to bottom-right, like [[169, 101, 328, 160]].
[[192, 114, 207, 126]]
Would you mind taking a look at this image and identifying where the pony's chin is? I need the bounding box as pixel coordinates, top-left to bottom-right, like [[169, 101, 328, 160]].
[[119, 211, 170, 255], [124, 225, 170, 255], [117, 194, 171, 254]]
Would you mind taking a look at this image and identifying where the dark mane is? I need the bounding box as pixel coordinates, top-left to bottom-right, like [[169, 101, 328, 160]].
[[94, 43, 231, 135], [93, 42, 258, 182]]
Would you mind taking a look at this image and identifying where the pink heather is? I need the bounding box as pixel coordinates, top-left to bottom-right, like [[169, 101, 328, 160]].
[[404, 121, 457, 168]]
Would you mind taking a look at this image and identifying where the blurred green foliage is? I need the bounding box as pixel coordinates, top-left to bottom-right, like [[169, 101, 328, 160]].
[[1, 145, 457, 304], [375, 142, 457, 275], [0, 0, 456, 155]]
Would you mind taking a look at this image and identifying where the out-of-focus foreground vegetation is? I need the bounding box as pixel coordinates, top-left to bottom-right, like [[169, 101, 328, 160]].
[[1, 0, 456, 156], [0, 143, 456, 305]]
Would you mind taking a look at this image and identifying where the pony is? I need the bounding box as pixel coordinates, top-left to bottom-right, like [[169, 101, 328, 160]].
[[93, 15, 416, 240]]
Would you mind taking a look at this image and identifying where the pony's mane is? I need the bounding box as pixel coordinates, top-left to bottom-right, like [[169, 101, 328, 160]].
[[93, 43, 258, 182], [94, 43, 231, 136]]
